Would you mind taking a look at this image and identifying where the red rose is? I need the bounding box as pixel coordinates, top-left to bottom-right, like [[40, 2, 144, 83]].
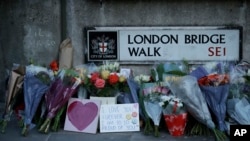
[[90, 72, 100, 84], [94, 78, 105, 89], [108, 73, 119, 85]]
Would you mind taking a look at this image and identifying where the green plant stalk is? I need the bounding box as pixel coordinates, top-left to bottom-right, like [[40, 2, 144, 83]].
[[190, 122, 213, 136], [138, 84, 153, 135], [52, 105, 66, 132], [143, 118, 153, 135], [0, 120, 7, 133], [21, 124, 30, 137], [18, 118, 24, 127], [36, 117, 45, 129], [212, 128, 228, 141], [154, 125, 159, 137], [39, 118, 51, 134]]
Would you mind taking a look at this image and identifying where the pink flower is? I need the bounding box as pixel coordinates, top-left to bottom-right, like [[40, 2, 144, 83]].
[[161, 87, 170, 95], [94, 78, 105, 89]]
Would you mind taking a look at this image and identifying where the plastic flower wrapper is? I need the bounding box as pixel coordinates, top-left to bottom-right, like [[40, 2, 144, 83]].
[[159, 94, 187, 136], [0, 64, 25, 133], [38, 69, 81, 133], [198, 62, 231, 132], [165, 75, 227, 140], [74, 64, 89, 99], [163, 61, 189, 75], [141, 82, 170, 137], [227, 61, 250, 127], [21, 65, 53, 136]]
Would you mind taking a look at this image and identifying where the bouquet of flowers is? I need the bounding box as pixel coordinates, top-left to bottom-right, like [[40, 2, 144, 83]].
[[22, 64, 53, 136], [227, 61, 250, 127], [0, 64, 25, 133], [38, 69, 81, 133], [84, 62, 129, 97], [159, 94, 187, 136], [141, 82, 170, 137], [198, 62, 230, 132]]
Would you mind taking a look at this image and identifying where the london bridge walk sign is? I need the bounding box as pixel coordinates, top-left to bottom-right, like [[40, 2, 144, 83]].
[[87, 26, 241, 62]]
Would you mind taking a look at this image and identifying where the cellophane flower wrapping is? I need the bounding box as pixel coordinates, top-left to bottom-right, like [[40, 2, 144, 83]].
[[141, 82, 171, 137], [39, 69, 81, 133], [165, 75, 215, 130], [198, 61, 231, 132], [0, 64, 25, 133], [227, 61, 250, 126], [22, 65, 53, 136]]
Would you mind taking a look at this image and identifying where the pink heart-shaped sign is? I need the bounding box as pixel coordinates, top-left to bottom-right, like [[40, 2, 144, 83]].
[[67, 101, 98, 131]]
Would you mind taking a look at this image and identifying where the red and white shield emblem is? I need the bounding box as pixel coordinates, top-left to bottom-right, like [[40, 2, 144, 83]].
[[99, 42, 107, 53]]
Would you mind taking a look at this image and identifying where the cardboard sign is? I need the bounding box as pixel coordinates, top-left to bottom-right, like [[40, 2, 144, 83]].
[[64, 98, 101, 134], [99, 103, 140, 133]]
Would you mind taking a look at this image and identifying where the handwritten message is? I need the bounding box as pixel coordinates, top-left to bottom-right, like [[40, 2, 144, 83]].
[[99, 103, 140, 133]]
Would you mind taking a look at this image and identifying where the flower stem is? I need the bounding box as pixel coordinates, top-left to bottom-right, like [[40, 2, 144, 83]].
[[212, 128, 228, 141], [52, 105, 66, 132], [0, 120, 7, 133], [36, 117, 45, 129], [154, 125, 160, 137], [21, 124, 29, 137], [143, 118, 153, 135], [39, 118, 51, 134], [18, 119, 24, 128]]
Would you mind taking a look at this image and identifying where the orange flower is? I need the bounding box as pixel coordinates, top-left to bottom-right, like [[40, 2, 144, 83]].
[[108, 73, 119, 85], [50, 60, 59, 71]]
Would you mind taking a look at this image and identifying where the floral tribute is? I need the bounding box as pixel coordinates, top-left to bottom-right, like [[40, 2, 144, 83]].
[[5, 58, 250, 141], [140, 81, 171, 137], [159, 94, 187, 136], [84, 62, 129, 97]]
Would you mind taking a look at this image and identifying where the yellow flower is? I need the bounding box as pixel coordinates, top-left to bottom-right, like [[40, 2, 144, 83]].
[[119, 75, 126, 83], [101, 70, 110, 80]]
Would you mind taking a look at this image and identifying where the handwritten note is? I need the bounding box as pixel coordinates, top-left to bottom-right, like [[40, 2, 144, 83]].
[[99, 103, 140, 133]]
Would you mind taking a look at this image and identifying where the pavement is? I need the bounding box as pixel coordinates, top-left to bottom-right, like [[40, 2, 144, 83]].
[[0, 121, 216, 141], [0, 102, 222, 141], [0, 117, 220, 141]]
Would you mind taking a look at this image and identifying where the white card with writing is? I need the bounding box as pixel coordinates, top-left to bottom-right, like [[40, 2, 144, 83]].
[[99, 103, 140, 133]]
